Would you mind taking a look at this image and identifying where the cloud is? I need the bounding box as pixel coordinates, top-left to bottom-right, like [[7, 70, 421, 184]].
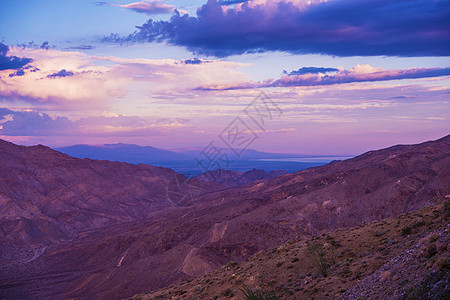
[[100, 1, 178, 15], [219, 0, 251, 5], [283, 67, 339, 75], [46, 69, 75, 78], [196, 65, 450, 90], [64, 45, 95, 50], [182, 58, 203, 65], [0, 43, 33, 71], [0, 109, 167, 137], [0, 47, 132, 106], [40, 41, 54, 50], [0, 109, 73, 136], [110, 0, 450, 57], [16, 41, 55, 50], [9, 69, 25, 77], [0, 107, 13, 118], [0, 46, 250, 108]]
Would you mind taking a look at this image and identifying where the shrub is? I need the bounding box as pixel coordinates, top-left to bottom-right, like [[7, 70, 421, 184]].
[[402, 226, 412, 236], [240, 285, 279, 300], [444, 200, 450, 217], [423, 244, 438, 258], [306, 240, 329, 277], [226, 261, 238, 268], [435, 257, 449, 270], [429, 234, 439, 243], [223, 288, 234, 297]]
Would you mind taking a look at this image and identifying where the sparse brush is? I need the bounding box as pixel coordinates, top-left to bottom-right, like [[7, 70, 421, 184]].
[[241, 285, 279, 300], [223, 288, 234, 297], [306, 240, 329, 277], [444, 200, 450, 217], [402, 226, 412, 236]]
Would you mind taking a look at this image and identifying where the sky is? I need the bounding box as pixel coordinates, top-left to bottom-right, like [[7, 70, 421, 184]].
[[0, 0, 449, 155]]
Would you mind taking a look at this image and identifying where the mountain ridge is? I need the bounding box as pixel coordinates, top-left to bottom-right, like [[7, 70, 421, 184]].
[[0, 134, 449, 299]]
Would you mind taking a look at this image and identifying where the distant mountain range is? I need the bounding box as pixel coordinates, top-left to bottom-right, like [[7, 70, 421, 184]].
[[1, 135, 448, 299], [56, 143, 349, 175], [56, 143, 189, 163]]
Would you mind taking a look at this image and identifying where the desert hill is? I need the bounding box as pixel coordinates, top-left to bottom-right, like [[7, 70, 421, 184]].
[[136, 201, 449, 299], [0, 139, 217, 251], [195, 169, 287, 188], [0, 135, 449, 299]]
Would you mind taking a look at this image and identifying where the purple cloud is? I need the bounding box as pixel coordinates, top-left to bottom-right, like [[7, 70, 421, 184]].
[[0, 43, 33, 71], [0, 110, 73, 136], [46, 69, 74, 78], [40, 41, 53, 50], [218, 0, 250, 5], [110, 0, 450, 57], [195, 65, 450, 90], [100, 1, 176, 15], [64, 45, 95, 50], [0, 108, 14, 118], [0, 109, 161, 137], [284, 67, 339, 75], [182, 58, 203, 64], [9, 69, 25, 77]]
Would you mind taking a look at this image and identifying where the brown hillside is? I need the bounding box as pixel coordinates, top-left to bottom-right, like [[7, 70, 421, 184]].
[[135, 201, 450, 299]]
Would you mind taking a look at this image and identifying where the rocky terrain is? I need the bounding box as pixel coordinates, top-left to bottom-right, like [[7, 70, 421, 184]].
[[136, 201, 449, 299], [0, 139, 218, 257], [195, 169, 287, 188], [0, 135, 449, 299]]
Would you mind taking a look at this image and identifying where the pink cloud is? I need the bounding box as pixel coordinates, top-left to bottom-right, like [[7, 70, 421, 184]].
[[0, 46, 250, 109], [195, 65, 450, 90], [100, 1, 182, 15]]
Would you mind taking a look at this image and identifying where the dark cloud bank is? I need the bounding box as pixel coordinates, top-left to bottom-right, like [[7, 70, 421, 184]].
[[0, 43, 33, 71], [105, 0, 450, 57]]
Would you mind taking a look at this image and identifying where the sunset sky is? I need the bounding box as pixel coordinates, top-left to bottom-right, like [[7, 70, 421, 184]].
[[0, 0, 449, 155]]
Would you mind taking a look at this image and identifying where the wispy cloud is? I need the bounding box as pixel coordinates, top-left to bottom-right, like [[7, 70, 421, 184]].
[[195, 65, 450, 90], [64, 45, 95, 50], [47, 69, 74, 78], [218, 0, 251, 5], [98, 1, 179, 15], [283, 67, 339, 76], [0, 108, 194, 137], [107, 0, 450, 57]]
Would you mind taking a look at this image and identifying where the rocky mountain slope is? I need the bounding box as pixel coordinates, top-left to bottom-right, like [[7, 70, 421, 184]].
[[0, 135, 449, 299], [137, 201, 449, 299], [0, 139, 217, 252], [195, 169, 287, 188]]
